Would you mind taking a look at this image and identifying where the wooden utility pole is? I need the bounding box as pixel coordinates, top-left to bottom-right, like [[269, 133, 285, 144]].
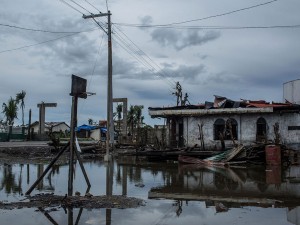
[[83, 11, 113, 161], [68, 96, 78, 196]]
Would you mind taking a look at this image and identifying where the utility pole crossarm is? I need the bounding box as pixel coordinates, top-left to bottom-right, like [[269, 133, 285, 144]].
[[82, 13, 111, 19]]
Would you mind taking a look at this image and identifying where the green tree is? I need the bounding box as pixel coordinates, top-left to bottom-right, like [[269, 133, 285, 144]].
[[127, 105, 144, 142], [134, 105, 144, 129], [16, 90, 26, 126], [2, 97, 18, 126], [2, 97, 18, 140]]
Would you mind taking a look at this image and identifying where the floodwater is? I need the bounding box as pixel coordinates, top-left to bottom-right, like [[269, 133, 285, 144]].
[[0, 156, 300, 225]]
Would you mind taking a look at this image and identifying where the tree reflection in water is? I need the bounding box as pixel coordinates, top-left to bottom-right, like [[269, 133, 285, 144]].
[[0, 164, 21, 194]]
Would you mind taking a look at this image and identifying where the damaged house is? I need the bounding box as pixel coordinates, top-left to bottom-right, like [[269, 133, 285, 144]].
[[148, 95, 300, 151]]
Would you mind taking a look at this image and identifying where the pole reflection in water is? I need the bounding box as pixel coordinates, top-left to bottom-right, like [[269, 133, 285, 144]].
[[106, 158, 114, 225]]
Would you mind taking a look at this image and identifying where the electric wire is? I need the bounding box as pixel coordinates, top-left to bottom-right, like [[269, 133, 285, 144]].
[[112, 24, 198, 104], [0, 23, 82, 34], [0, 27, 98, 54], [112, 29, 179, 97], [83, 0, 101, 12], [113, 25, 197, 100], [91, 17, 108, 34], [0, 23, 96, 34], [113, 25, 177, 88], [59, 0, 84, 14], [112, 31, 175, 89], [79, 31, 105, 117], [88, 32, 105, 89], [114, 23, 300, 30], [164, 0, 280, 26], [0, 33, 78, 54], [112, 34, 179, 104], [114, 0, 280, 27], [69, 0, 93, 14]]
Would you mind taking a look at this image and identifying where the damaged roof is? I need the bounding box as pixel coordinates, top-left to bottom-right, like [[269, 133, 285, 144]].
[[148, 96, 300, 118]]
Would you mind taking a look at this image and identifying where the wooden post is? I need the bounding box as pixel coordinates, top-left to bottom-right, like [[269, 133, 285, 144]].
[[27, 109, 31, 140], [68, 96, 78, 196]]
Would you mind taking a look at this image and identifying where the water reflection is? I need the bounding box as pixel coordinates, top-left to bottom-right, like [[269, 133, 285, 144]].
[[0, 157, 300, 225], [0, 164, 22, 194], [149, 163, 300, 206]]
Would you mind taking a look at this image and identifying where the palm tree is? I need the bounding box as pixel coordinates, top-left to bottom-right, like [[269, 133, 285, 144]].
[[134, 105, 144, 129], [2, 97, 18, 140], [2, 97, 18, 125], [127, 105, 144, 142], [16, 90, 26, 126]]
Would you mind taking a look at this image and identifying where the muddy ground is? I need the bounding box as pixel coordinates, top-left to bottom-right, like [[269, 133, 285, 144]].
[[0, 193, 144, 210], [0, 144, 104, 164]]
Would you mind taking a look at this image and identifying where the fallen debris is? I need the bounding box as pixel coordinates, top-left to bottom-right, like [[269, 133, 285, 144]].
[[179, 145, 246, 166]]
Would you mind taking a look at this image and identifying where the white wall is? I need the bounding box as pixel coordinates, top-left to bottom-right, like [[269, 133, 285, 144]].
[[183, 113, 300, 149], [284, 79, 300, 104]]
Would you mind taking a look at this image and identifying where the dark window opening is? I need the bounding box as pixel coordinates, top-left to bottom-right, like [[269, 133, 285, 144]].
[[214, 119, 225, 140], [256, 117, 267, 142], [225, 118, 238, 140], [288, 126, 300, 130]]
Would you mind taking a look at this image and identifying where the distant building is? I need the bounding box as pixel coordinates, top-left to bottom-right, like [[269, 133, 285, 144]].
[[283, 79, 300, 104], [149, 95, 300, 150], [30, 121, 70, 135]]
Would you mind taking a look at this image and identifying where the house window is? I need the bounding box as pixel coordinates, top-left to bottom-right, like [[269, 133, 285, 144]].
[[214, 119, 225, 140], [288, 126, 300, 130], [214, 118, 238, 140], [225, 118, 238, 140], [256, 117, 267, 142]]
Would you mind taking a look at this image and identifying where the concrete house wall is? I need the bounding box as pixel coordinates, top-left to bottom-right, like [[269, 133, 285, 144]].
[[164, 111, 300, 150]]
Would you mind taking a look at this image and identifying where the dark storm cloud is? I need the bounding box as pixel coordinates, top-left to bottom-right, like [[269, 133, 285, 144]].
[[111, 56, 206, 82], [161, 64, 206, 81], [151, 29, 221, 50], [139, 15, 153, 27]]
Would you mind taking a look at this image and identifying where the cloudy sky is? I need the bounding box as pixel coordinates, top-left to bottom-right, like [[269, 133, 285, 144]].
[[0, 0, 300, 126]]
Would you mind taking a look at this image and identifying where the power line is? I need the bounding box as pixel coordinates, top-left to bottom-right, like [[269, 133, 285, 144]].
[[114, 23, 300, 30], [59, 0, 84, 14], [0, 23, 87, 34], [113, 25, 177, 87], [112, 34, 176, 96], [0, 33, 77, 54], [0, 28, 98, 54], [165, 0, 280, 26], [114, 0, 281, 28], [69, 0, 92, 14], [91, 17, 108, 34], [112, 25, 200, 104], [112, 27, 177, 95], [83, 0, 101, 12]]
